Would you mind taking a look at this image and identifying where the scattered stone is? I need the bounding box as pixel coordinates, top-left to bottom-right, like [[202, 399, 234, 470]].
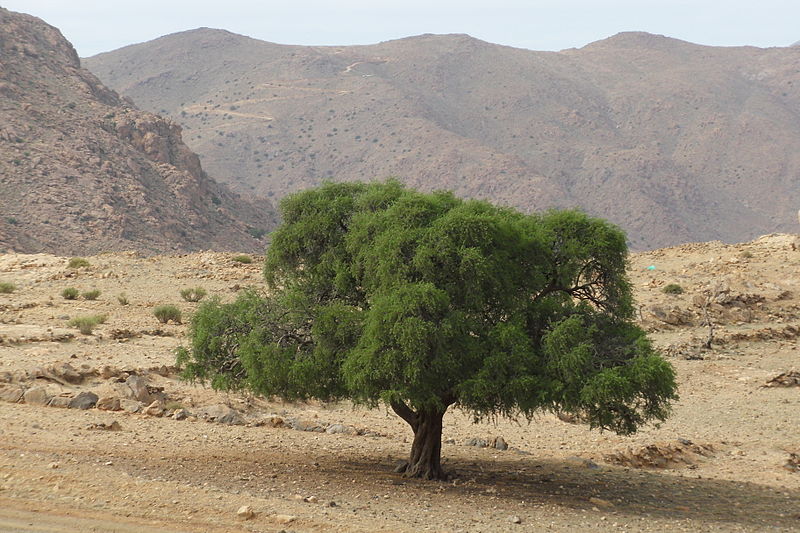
[[68, 391, 98, 410], [96, 396, 121, 411], [288, 418, 325, 432], [88, 421, 122, 431], [48, 462, 59, 469], [0, 385, 24, 403], [99, 365, 121, 379], [48, 362, 82, 384], [303, 496, 318, 503], [173, 408, 189, 420], [236, 505, 255, 520], [510, 515, 522, 524], [22, 386, 50, 406], [272, 514, 297, 524], [142, 400, 164, 417], [120, 399, 142, 413], [324, 501, 337, 508]]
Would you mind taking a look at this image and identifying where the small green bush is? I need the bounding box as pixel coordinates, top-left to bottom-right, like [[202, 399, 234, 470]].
[[82, 289, 101, 300], [231, 254, 253, 264], [154, 305, 182, 324], [662, 283, 684, 295], [739, 250, 753, 259], [0, 282, 16, 294], [61, 287, 79, 300], [68, 314, 107, 335], [180, 287, 207, 302], [117, 293, 129, 305], [67, 257, 90, 269]]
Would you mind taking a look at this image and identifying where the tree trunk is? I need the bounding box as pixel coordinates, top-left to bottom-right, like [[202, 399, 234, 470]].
[[391, 401, 448, 480]]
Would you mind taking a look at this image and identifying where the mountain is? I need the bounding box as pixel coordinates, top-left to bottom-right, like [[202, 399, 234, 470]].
[[84, 29, 800, 249], [0, 10, 277, 255]]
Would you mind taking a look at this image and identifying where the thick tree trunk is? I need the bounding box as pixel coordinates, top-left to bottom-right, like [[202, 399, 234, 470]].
[[391, 401, 448, 480]]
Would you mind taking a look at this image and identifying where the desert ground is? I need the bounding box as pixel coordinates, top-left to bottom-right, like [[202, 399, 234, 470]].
[[0, 235, 798, 532]]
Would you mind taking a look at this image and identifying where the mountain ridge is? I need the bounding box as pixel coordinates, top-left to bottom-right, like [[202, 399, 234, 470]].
[[85, 28, 800, 249]]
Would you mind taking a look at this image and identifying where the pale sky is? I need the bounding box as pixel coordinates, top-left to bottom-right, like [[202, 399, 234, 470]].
[[4, 0, 798, 57]]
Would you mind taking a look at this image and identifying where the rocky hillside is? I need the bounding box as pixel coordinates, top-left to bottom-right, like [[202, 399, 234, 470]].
[[0, 9, 277, 255], [86, 29, 800, 249]]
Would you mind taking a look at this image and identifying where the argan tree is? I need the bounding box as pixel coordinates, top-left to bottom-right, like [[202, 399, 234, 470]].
[[178, 181, 677, 480]]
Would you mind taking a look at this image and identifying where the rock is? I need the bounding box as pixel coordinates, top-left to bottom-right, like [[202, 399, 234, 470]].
[[48, 395, 73, 408], [272, 514, 297, 524], [49, 362, 82, 384], [510, 515, 522, 524], [173, 408, 189, 420], [125, 375, 152, 403], [196, 404, 245, 425], [326, 423, 357, 435], [237, 505, 255, 520], [589, 497, 614, 508], [303, 495, 318, 503], [289, 418, 324, 432], [491, 436, 508, 450], [142, 400, 164, 417], [0, 385, 24, 403], [120, 399, 142, 413], [99, 365, 120, 379], [68, 391, 98, 410], [96, 396, 121, 411], [464, 437, 488, 448], [88, 421, 122, 431], [22, 386, 50, 406]]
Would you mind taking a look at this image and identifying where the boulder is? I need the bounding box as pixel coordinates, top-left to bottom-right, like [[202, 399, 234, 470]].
[[68, 391, 98, 410], [22, 386, 50, 405]]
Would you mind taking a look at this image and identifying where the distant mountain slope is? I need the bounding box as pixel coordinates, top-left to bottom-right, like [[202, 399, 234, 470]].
[[0, 10, 277, 255], [85, 29, 800, 249]]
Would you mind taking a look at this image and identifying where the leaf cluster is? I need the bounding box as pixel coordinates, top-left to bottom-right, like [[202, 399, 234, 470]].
[[180, 181, 677, 434]]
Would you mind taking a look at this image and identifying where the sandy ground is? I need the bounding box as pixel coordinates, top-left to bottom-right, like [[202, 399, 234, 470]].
[[0, 236, 798, 532]]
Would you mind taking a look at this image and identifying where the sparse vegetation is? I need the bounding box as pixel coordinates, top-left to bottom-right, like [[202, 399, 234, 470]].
[[117, 293, 129, 305], [154, 305, 182, 324], [231, 254, 253, 264], [739, 250, 753, 259], [0, 282, 16, 294], [180, 287, 207, 302], [246, 227, 267, 239], [61, 287, 79, 300], [68, 314, 107, 335], [82, 289, 101, 300], [67, 257, 90, 269], [662, 283, 684, 295]]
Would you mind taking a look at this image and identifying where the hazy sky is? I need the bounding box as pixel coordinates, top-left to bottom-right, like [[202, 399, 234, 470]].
[[4, 0, 798, 57]]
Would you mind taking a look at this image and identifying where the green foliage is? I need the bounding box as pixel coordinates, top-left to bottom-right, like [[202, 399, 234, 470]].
[[154, 305, 182, 324], [180, 287, 207, 302], [179, 181, 677, 477], [82, 289, 101, 300], [67, 257, 90, 269], [231, 254, 253, 264], [117, 293, 129, 305], [61, 287, 79, 300], [0, 282, 15, 294], [68, 314, 107, 335], [662, 283, 684, 295]]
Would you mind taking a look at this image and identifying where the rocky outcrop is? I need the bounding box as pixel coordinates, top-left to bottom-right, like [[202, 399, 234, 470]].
[[0, 8, 277, 255]]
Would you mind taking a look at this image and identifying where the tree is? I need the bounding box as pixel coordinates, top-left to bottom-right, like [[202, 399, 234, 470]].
[[178, 181, 677, 480]]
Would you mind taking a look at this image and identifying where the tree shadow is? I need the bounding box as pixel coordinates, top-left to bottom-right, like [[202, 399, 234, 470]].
[[324, 453, 799, 530]]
